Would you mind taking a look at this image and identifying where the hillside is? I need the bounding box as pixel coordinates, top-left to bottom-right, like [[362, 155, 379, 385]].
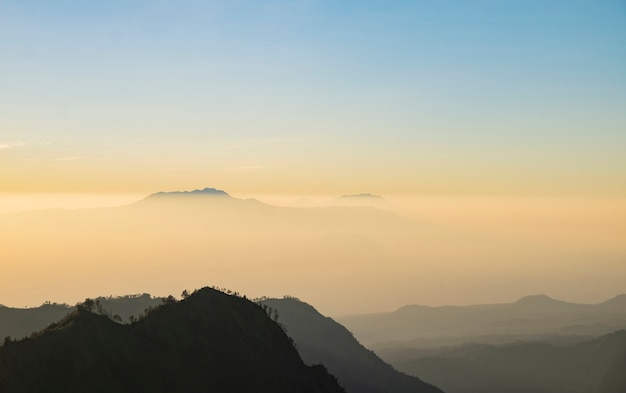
[[0, 287, 345, 393], [389, 329, 626, 393], [0, 303, 71, 342], [0, 294, 163, 341], [260, 297, 443, 393], [339, 294, 626, 348]]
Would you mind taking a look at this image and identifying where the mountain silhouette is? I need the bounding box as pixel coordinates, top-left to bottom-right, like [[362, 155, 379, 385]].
[[339, 294, 626, 347], [0, 288, 345, 393], [328, 193, 388, 208], [147, 187, 231, 198], [600, 294, 626, 308], [0, 303, 72, 342], [338, 193, 384, 200], [390, 329, 626, 393], [514, 294, 561, 304], [260, 297, 443, 393], [0, 294, 164, 341]]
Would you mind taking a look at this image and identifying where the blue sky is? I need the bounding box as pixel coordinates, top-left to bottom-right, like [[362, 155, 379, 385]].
[[1, 1, 625, 195]]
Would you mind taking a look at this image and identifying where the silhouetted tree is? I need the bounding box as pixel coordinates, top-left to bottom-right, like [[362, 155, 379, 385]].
[[95, 299, 104, 315], [79, 298, 95, 312]]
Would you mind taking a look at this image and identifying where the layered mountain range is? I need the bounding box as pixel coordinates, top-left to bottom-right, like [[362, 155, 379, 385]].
[[339, 294, 626, 393], [390, 329, 626, 393], [1, 293, 445, 393], [339, 294, 626, 348]]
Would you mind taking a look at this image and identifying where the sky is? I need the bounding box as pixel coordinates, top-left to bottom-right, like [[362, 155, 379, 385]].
[[1, 0, 625, 197], [1, 1, 625, 313]]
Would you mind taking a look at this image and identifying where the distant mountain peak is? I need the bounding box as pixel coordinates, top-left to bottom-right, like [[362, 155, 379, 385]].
[[600, 293, 626, 307], [515, 294, 561, 304], [329, 193, 387, 208], [338, 193, 383, 200], [396, 304, 432, 312], [148, 187, 231, 198]]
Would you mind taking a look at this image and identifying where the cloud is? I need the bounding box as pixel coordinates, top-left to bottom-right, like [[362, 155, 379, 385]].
[[51, 156, 83, 161], [0, 142, 26, 150]]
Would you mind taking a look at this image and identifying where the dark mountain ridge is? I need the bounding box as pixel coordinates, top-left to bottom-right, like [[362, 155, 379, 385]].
[[0, 288, 345, 393]]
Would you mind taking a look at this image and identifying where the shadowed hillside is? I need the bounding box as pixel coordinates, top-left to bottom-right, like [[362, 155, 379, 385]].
[[0, 303, 71, 342], [389, 329, 626, 393], [0, 294, 164, 341], [0, 288, 345, 393], [260, 297, 443, 393]]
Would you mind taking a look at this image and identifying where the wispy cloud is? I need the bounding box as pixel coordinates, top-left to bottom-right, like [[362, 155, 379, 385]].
[[51, 156, 83, 161], [0, 141, 26, 150]]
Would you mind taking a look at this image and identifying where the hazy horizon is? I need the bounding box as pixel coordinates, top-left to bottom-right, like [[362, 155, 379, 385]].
[[1, 1, 625, 317], [1, 188, 625, 316]]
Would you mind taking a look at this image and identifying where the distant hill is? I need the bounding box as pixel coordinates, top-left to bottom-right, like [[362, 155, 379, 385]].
[[339, 294, 626, 393], [328, 193, 387, 208], [339, 294, 626, 348], [260, 297, 443, 393], [600, 293, 626, 308], [338, 193, 384, 200], [0, 294, 164, 341], [0, 288, 345, 393], [146, 187, 231, 198], [0, 303, 71, 342], [389, 329, 626, 393]]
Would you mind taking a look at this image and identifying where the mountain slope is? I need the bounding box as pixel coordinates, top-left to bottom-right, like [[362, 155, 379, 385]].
[[0, 303, 71, 341], [261, 298, 443, 393], [0, 288, 345, 393], [390, 329, 626, 393], [339, 294, 626, 347], [0, 294, 164, 340]]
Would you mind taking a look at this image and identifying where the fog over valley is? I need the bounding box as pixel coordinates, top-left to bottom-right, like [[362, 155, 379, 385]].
[[2, 189, 624, 316]]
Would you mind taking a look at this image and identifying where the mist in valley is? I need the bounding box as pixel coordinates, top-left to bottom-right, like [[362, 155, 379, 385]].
[[2, 190, 624, 317]]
